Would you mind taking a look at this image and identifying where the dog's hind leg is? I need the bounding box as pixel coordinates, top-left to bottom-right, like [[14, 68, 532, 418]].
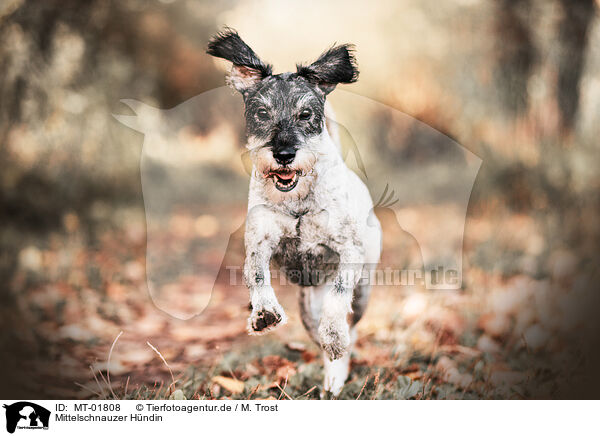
[[351, 277, 371, 326], [299, 285, 355, 397], [320, 275, 373, 397], [298, 285, 324, 344], [351, 210, 381, 325], [322, 343, 352, 397]]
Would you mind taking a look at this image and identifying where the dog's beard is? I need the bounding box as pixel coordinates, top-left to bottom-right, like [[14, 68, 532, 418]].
[[251, 146, 317, 201]]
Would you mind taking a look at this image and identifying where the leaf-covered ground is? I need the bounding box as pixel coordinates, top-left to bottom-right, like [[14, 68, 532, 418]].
[[5, 195, 594, 400]]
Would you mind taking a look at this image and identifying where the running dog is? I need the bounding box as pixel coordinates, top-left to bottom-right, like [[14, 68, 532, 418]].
[[207, 28, 381, 395]]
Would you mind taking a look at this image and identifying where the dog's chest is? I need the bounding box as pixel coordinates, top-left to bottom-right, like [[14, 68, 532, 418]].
[[271, 212, 340, 286]]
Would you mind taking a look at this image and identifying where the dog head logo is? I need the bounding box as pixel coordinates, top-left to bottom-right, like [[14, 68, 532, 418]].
[[113, 34, 481, 319], [3, 402, 50, 434]]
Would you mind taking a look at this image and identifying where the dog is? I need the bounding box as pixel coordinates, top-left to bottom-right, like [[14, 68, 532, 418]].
[[207, 28, 382, 396]]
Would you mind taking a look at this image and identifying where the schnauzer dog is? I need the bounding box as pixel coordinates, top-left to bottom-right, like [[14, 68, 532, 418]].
[[207, 29, 381, 396]]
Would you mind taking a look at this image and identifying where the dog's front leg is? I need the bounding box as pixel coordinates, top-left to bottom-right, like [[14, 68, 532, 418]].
[[319, 244, 364, 360], [244, 205, 287, 335]]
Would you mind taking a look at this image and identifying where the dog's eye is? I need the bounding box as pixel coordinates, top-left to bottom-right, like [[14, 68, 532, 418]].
[[299, 109, 312, 120], [256, 109, 270, 120]]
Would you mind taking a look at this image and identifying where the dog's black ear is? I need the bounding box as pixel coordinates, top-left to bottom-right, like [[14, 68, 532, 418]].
[[297, 44, 359, 95], [207, 28, 272, 93]]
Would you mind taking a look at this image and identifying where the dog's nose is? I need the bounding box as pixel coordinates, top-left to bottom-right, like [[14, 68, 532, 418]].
[[273, 148, 296, 165]]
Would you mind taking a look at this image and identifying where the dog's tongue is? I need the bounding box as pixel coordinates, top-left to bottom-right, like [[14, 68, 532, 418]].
[[270, 171, 295, 180]]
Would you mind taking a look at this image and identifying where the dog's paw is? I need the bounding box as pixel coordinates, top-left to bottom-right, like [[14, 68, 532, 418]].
[[247, 301, 287, 335], [318, 318, 350, 360], [322, 351, 350, 397]]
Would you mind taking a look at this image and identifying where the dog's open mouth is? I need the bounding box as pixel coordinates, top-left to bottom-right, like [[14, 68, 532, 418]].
[[266, 169, 299, 192]]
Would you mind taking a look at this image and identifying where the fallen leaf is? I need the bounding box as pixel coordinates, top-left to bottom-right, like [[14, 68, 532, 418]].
[[262, 355, 294, 373], [397, 375, 423, 399], [301, 350, 316, 363], [276, 365, 297, 380], [286, 341, 307, 352], [169, 389, 186, 400], [211, 376, 244, 394]]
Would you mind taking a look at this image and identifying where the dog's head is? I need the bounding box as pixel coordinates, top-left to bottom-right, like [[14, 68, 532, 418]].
[[207, 28, 358, 200]]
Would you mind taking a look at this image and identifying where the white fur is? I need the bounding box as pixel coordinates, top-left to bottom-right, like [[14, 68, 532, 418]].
[[322, 348, 351, 397]]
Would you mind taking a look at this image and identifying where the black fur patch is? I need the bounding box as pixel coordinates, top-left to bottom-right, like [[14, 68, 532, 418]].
[[297, 44, 359, 94], [272, 237, 339, 286], [206, 27, 272, 78], [255, 271, 264, 286], [243, 74, 325, 141]]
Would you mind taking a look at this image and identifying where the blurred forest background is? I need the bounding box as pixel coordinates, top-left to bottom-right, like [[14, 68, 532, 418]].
[[1, 0, 599, 399]]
